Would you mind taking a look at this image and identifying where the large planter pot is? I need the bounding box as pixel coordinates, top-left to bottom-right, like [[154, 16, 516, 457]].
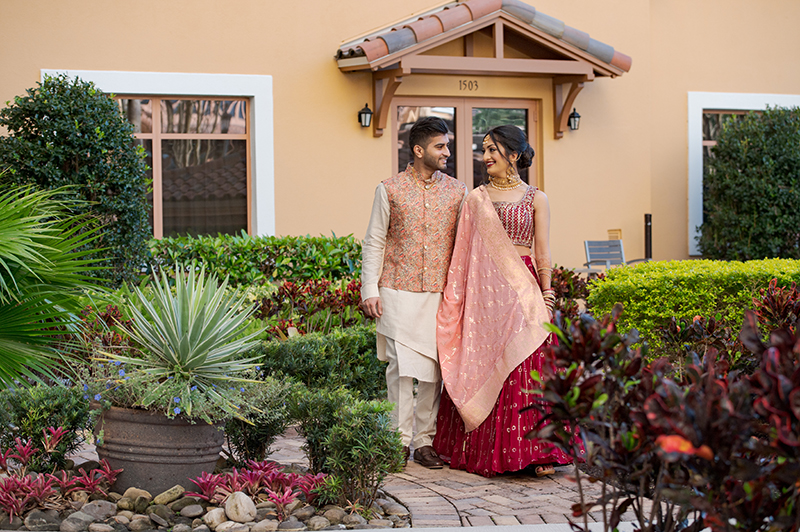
[[94, 405, 224, 494]]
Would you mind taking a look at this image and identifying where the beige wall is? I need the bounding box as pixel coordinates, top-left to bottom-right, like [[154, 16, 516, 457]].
[[1, 0, 799, 268]]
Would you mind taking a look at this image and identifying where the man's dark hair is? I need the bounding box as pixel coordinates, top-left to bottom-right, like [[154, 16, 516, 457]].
[[409, 116, 449, 152]]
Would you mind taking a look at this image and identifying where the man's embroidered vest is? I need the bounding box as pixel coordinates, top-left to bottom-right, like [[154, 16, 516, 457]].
[[379, 169, 465, 293]]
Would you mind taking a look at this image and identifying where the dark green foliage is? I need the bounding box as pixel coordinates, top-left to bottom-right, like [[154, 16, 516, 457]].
[[0, 74, 150, 286], [223, 376, 298, 465], [149, 233, 362, 286], [551, 264, 592, 321], [0, 384, 96, 472], [255, 324, 384, 399], [287, 386, 356, 474], [699, 106, 800, 260], [323, 399, 403, 509], [588, 258, 800, 353]]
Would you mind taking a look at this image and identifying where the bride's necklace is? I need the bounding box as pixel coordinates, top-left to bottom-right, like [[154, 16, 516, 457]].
[[490, 176, 523, 191]]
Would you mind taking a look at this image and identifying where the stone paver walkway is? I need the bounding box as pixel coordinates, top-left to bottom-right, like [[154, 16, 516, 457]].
[[74, 428, 640, 528]]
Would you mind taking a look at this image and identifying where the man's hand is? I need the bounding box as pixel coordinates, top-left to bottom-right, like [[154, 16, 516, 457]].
[[361, 297, 383, 319]]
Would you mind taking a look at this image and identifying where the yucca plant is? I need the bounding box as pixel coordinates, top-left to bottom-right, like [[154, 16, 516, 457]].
[[0, 183, 103, 387], [96, 265, 263, 423]]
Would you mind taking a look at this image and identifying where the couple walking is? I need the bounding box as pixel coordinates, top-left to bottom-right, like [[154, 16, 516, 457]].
[[361, 116, 574, 478]]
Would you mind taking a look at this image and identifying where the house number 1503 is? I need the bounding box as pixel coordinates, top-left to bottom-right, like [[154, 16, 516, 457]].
[[459, 80, 479, 91]]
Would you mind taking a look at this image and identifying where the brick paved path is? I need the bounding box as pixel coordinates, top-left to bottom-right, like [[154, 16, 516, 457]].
[[74, 427, 641, 528]]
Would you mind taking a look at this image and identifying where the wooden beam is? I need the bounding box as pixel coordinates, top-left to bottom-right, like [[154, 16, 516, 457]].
[[553, 78, 584, 139], [372, 72, 404, 138], [401, 55, 593, 77], [464, 33, 474, 57], [494, 21, 504, 59]]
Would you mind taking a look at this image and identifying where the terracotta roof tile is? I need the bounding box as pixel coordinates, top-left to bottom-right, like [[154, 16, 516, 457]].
[[336, 0, 631, 74]]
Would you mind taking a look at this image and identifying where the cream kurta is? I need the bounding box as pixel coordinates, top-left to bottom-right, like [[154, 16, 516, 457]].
[[362, 184, 441, 383]]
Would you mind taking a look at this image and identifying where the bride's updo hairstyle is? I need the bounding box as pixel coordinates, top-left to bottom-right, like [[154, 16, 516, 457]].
[[485, 125, 535, 170]]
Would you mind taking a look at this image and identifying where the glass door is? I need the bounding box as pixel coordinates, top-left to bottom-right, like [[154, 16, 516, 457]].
[[393, 98, 539, 191]]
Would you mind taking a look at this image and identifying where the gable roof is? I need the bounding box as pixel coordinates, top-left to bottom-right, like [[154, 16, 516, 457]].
[[336, 0, 631, 76]]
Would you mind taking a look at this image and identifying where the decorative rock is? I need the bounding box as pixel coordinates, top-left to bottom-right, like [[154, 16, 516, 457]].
[[203, 508, 227, 530], [191, 519, 205, 528], [180, 505, 205, 518], [130, 515, 151, 522], [322, 509, 346, 525], [116, 498, 136, 511], [122, 488, 153, 501], [113, 516, 130, 525], [134, 496, 151, 515], [214, 521, 236, 532], [291, 506, 315, 522], [77, 460, 101, 472], [107, 493, 123, 503], [193, 525, 211, 532], [255, 509, 275, 522], [88, 524, 115, 532], [284, 500, 303, 515], [174, 516, 193, 526], [173, 524, 192, 532], [69, 501, 85, 511], [116, 512, 134, 520], [148, 513, 168, 528], [304, 517, 330, 531], [368, 520, 392, 528], [228, 525, 249, 532], [256, 502, 276, 509], [82, 501, 118, 521], [128, 520, 153, 532], [250, 520, 279, 532], [106, 521, 129, 532], [342, 514, 366, 527], [386, 516, 400, 524], [277, 517, 305, 531], [0, 514, 23, 530], [224, 492, 257, 523], [71, 491, 90, 504], [381, 503, 408, 517], [153, 485, 185, 506], [24, 510, 61, 531], [60, 512, 96, 532], [170, 497, 200, 513], [150, 505, 175, 523]]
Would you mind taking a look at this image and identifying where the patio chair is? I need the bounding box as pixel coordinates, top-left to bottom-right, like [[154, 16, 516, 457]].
[[578, 239, 649, 275]]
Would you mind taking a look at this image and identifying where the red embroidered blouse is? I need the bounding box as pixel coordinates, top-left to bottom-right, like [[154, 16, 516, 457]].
[[492, 185, 536, 248]]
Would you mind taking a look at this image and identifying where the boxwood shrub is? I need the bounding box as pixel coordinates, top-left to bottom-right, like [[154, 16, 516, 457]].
[[255, 324, 383, 399], [587, 258, 800, 349], [149, 232, 362, 285]]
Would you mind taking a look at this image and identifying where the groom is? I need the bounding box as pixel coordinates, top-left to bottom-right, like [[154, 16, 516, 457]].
[[360, 116, 466, 468]]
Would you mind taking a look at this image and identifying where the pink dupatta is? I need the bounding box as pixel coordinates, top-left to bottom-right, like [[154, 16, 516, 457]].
[[437, 186, 550, 432]]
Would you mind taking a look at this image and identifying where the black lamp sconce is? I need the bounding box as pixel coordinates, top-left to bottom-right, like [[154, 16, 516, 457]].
[[567, 108, 581, 131], [358, 104, 373, 128]]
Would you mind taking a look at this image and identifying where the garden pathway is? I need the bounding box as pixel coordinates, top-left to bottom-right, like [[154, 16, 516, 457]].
[[74, 428, 640, 529]]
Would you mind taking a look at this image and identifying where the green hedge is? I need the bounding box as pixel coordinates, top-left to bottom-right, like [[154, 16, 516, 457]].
[[255, 324, 384, 399], [587, 258, 800, 347], [148, 232, 362, 286]]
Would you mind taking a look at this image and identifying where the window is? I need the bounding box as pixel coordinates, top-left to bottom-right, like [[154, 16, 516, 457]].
[[687, 92, 800, 255], [118, 97, 250, 238]]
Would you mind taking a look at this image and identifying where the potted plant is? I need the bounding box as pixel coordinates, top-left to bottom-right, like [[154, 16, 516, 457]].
[[86, 265, 262, 494]]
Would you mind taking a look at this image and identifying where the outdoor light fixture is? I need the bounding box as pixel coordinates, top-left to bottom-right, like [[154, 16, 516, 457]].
[[358, 104, 373, 128], [567, 108, 581, 131]]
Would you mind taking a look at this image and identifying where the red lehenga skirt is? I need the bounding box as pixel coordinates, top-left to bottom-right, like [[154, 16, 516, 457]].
[[432, 256, 580, 477]]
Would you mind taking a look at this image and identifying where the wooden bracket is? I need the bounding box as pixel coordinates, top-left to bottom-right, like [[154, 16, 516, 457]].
[[372, 67, 408, 137], [553, 75, 590, 139]]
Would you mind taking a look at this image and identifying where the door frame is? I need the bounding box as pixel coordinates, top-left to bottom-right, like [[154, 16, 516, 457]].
[[391, 97, 541, 190]]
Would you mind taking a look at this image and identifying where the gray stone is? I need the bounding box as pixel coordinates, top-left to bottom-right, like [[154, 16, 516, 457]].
[[367, 520, 392, 528], [116, 498, 136, 512], [385, 516, 400, 524], [170, 497, 200, 513], [175, 516, 194, 527], [342, 514, 366, 527], [380, 503, 407, 517], [113, 515, 130, 525], [108, 492, 123, 503], [224, 492, 256, 523], [228, 525, 249, 532], [60, 512, 96, 532], [250, 520, 279, 532], [122, 488, 152, 501], [180, 505, 205, 518], [77, 460, 101, 472], [24, 510, 61, 531], [149, 504, 175, 523], [130, 515, 151, 522], [276, 517, 305, 531], [82, 501, 118, 521], [193, 525, 211, 532], [105, 521, 129, 532], [148, 513, 168, 528], [192, 519, 205, 528], [284, 501, 303, 515], [203, 508, 227, 530], [322, 509, 345, 526], [87, 524, 115, 532], [71, 491, 90, 504], [153, 485, 185, 506], [291, 506, 315, 522], [255, 508, 275, 522], [369, 503, 382, 517], [173, 524, 193, 532], [134, 496, 151, 515], [214, 522, 236, 532], [0, 513, 23, 530], [255, 502, 276, 510], [128, 519, 153, 532], [69, 501, 85, 511], [304, 517, 330, 531]]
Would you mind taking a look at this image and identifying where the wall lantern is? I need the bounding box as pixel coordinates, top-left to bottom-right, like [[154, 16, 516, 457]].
[[358, 104, 373, 128], [567, 108, 581, 131]]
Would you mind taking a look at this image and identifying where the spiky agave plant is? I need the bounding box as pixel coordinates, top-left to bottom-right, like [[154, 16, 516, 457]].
[[102, 265, 263, 423]]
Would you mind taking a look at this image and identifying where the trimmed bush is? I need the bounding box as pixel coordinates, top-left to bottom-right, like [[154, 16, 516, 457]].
[[255, 324, 384, 399], [149, 233, 362, 285], [699, 106, 800, 260], [587, 258, 800, 350], [0, 74, 150, 286]]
